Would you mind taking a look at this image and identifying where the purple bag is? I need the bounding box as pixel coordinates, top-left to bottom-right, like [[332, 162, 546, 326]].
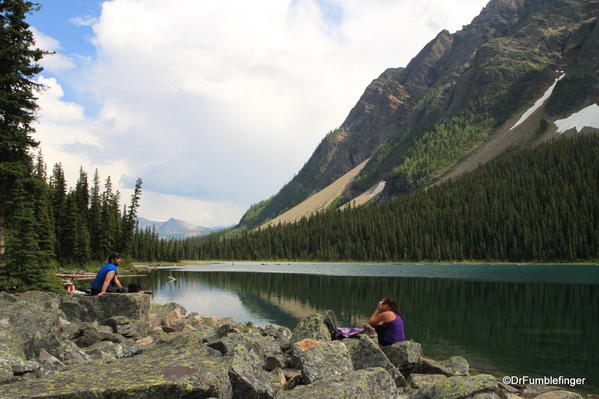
[[333, 327, 369, 340]]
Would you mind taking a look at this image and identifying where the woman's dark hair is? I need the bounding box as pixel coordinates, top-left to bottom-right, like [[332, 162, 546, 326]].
[[382, 297, 401, 316]]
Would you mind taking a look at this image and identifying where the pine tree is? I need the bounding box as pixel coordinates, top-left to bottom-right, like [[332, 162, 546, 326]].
[[0, 0, 45, 256], [120, 178, 142, 254], [2, 180, 58, 290]]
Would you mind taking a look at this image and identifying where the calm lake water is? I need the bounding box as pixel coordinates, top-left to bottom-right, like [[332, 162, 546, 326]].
[[123, 262, 599, 392]]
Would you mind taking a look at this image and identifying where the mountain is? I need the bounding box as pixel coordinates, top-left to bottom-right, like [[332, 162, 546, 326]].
[[136, 217, 221, 240], [238, 0, 599, 230]]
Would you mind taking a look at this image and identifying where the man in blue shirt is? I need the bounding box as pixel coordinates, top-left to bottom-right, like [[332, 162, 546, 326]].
[[91, 252, 124, 296]]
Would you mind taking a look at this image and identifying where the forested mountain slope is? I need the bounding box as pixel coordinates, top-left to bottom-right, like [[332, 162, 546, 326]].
[[238, 0, 599, 229], [192, 134, 599, 262]]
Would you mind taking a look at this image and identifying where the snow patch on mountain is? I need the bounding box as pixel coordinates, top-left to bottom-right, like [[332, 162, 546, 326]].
[[554, 103, 599, 134], [510, 73, 565, 131]]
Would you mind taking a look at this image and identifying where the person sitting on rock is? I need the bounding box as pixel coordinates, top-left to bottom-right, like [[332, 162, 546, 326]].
[[91, 252, 126, 296], [368, 297, 405, 346]]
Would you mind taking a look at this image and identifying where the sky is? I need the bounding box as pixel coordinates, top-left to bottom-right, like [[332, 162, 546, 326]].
[[27, 0, 489, 227]]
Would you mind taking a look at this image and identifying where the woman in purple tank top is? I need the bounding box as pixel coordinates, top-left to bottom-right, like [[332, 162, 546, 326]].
[[368, 297, 406, 346]]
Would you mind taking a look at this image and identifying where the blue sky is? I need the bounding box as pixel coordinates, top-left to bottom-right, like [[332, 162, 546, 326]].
[[27, 0, 489, 227]]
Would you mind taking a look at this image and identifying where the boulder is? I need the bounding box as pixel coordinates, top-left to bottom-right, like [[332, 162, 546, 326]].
[[59, 294, 150, 324], [0, 332, 233, 398], [382, 340, 423, 370], [228, 345, 276, 399], [71, 322, 121, 347], [292, 339, 353, 384], [413, 356, 470, 376], [263, 354, 287, 371], [0, 298, 65, 353], [208, 332, 282, 359], [0, 292, 18, 303], [534, 391, 583, 399], [83, 340, 144, 361], [0, 360, 13, 384], [162, 306, 187, 332], [278, 367, 396, 399], [263, 324, 292, 350], [105, 316, 152, 340], [411, 374, 502, 399], [345, 335, 406, 387], [290, 314, 331, 344], [408, 373, 448, 389], [521, 385, 567, 398], [16, 291, 61, 311], [37, 348, 65, 369]]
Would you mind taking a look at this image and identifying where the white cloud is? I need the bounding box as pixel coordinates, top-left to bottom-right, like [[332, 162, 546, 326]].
[[70, 15, 99, 27], [33, 0, 488, 226], [31, 27, 75, 72]]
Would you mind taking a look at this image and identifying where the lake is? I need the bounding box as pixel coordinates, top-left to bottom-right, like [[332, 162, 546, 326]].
[[122, 262, 598, 392]]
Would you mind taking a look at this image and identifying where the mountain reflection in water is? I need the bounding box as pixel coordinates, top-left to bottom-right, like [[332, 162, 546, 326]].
[[125, 265, 598, 392]]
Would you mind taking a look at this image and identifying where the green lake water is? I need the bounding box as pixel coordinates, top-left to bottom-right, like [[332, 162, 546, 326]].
[[122, 262, 598, 393]]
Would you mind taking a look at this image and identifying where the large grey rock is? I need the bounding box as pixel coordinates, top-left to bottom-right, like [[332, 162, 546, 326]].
[[412, 374, 501, 399], [0, 359, 13, 384], [0, 332, 233, 398], [382, 340, 423, 370], [345, 335, 406, 387], [16, 291, 61, 311], [228, 345, 275, 399], [105, 316, 152, 340], [292, 338, 353, 384], [263, 324, 292, 350], [534, 391, 583, 399], [0, 292, 18, 303], [208, 332, 282, 359], [83, 340, 144, 361], [521, 385, 567, 398], [71, 322, 122, 347], [59, 293, 150, 324], [408, 373, 448, 389], [279, 367, 396, 399], [413, 356, 470, 376], [290, 314, 331, 343]]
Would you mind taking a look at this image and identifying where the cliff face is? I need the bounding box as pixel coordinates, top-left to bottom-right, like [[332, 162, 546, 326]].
[[239, 0, 599, 229]]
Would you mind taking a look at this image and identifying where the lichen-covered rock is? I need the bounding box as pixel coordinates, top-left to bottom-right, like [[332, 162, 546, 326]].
[[162, 306, 187, 332], [71, 322, 121, 347], [208, 332, 282, 359], [105, 315, 151, 339], [0, 359, 13, 384], [83, 340, 144, 361], [290, 313, 331, 344], [16, 291, 61, 311], [0, 292, 18, 303], [412, 374, 501, 399], [292, 338, 353, 384], [263, 324, 292, 350], [263, 354, 286, 371], [59, 293, 150, 324], [278, 367, 396, 399], [345, 335, 406, 387], [521, 385, 566, 398], [534, 391, 583, 399], [408, 373, 448, 389], [228, 345, 275, 399], [413, 356, 470, 376], [382, 340, 423, 370], [37, 348, 65, 370], [0, 332, 232, 399]]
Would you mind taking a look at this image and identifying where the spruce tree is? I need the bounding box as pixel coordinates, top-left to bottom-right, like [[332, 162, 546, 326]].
[[0, 0, 45, 256]]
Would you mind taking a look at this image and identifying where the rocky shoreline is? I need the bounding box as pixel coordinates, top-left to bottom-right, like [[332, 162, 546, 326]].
[[0, 291, 592, 398]]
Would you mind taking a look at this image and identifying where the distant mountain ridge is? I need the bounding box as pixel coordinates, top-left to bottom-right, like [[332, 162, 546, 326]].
[[238, 0, 599, 230], [137, 217, 225, 239]]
